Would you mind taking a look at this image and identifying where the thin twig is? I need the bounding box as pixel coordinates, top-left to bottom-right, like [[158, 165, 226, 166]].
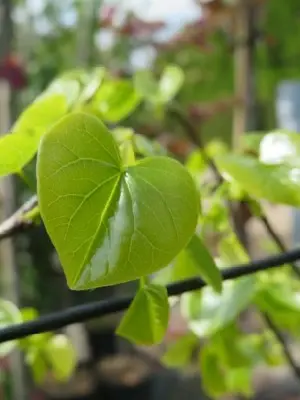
[[263, 313, 300, 380], [0, 195, 38, 241], [168, 105, 223, 183], [0, 248, 299, 343], [260, 214, 300, 279], [171, 107, 300, 382]]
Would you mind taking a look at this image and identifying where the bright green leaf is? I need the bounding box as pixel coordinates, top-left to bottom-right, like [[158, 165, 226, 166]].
[[134, 69, 159, 102], [186, 277, 256, 337], [218, 233, 249, 265], [76, 67, 106, 105], [159, 65, 184, 103], [117, 284, 169, 345], [91, 80, 141, 122], [186, 234, 222, 293], [259, 130, 300, 167], [200, 346, 227, 398], [0, 94, 68, 177], [0, 299, 22, 357], [45, 334, 76, 381], [45, 79, 81, 108], [216, 154, 300, 206], [25, 348, 48, 384], [37, 112, 199, 289], [162, 332, 198, 368], [226, 368, 252, 396]]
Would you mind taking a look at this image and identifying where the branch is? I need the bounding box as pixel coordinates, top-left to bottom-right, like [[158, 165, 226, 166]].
[[0, 195, 38, 241], [0, 248, 299, 343], [260, 214, 300, 279], [263, 313, 300, 380]]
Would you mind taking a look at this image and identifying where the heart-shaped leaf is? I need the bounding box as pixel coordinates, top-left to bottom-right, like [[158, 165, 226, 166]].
[[37, 112, 199, 289], [117, 283, 169, 345]]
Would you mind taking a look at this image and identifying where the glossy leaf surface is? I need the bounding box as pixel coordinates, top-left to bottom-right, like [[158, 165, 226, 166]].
[[37, 112, 199, 289]]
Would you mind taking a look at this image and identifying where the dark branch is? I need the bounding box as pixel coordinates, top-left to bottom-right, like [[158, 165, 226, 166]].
[[0, 247, 299, 343]]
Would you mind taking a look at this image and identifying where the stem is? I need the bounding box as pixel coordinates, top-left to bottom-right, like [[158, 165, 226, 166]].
[[260, 214, 300, 279], [172, 107, 300, 383], [263, 313, 300, 380]]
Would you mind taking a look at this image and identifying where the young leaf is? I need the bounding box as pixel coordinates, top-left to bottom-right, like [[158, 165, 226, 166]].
[[200, 346, 227, 398], [186, 277, 256, 337], [0, 94, 68, 178], [159, 65, 184, 103], [218, 233, 249, 265], [13, 94, 68, 136], [134, 69, 159, 103], [0, 299, 22, 357], [216, 154, 300, 206], [45, 334, 76, 381], [25, 348, 48, 384], [117, 284, 169, 345], [226, 368, 252, 396], [186, 234, 222, 293], [259, 130, 300, 167], [91, 80, 141, 122], [37, 112, 199, 289], [162, 332, 198, 368]]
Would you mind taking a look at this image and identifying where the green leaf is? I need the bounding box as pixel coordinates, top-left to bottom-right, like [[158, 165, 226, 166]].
[[0, 94, 68, 178], [212, 324, 252, 369], [37, 112, 199, 289], [45, 79, 81, 108], [76, 67, 106, 105], [259, 130, 300, 167], [185, 277, 256, 337], [45, 334, 76, 381], [7, 94, 67, 171], [25, 348, 48, 384], [200, 346, 227, 398], [134, 69, 160, 103], [91, 80, 141, 122], [117, 284, 169, 345], [186, 235, 222, 293], [226, 368, 252, 396], [162, 332, 198, 368], [216, 154, 300, 206], [14, 94, 68, 137], [159, 65, 184, 103], [255, 284, 300, 332], [218, 233, 249, 265], [0, 299, 22, 357]]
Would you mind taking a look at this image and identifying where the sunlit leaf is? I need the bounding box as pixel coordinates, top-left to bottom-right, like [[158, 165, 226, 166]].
[[259, 130, 300, 167], [200, 346, 227, 398], [91, 80, 141, 122], [162, 332, 198, 368], [0, 300, 22, 357], [218, 233, 249, 265], [159, 65, 184, 103], [184, 277, 256, 337], [186, 234, 222, 293], [0, 94, 68, 178], [134, 69, 159, 103], [45, 334, 77, 381], [216, 154, 300, 206], [117, 284, 169, 345], [226, 368, 252, 396], [37, 112, 199, 289], [25, 348, 48, 384]]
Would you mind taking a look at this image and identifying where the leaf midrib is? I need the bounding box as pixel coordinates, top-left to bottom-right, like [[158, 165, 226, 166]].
[[71, 172, 122, 287]]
